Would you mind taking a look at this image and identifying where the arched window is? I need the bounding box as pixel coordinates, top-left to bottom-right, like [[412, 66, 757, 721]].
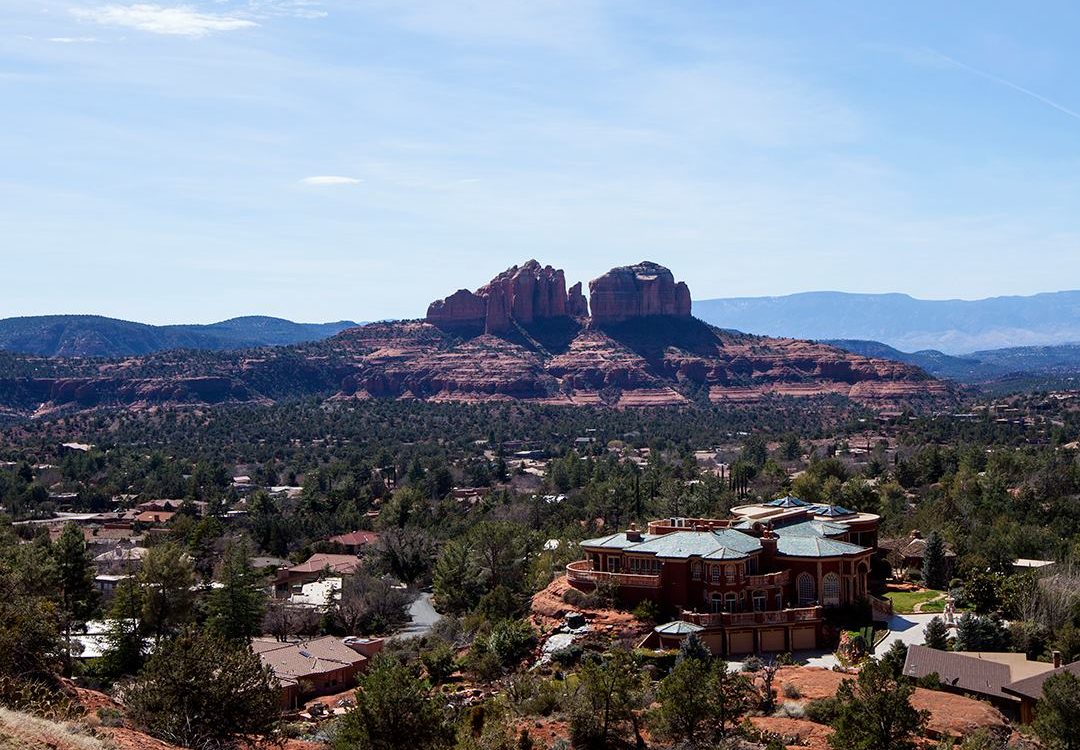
[[711, 593, 723, 613], [823, 573, 841, 606], [797, 573, 816, 605], [691, 561, 702, 580], [724, 592, 739, 613], [752, 590, 767, 612]]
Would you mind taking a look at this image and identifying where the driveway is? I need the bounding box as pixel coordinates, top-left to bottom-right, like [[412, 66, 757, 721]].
[[396, 591, 442, 640], [873, 613, 941, 654]]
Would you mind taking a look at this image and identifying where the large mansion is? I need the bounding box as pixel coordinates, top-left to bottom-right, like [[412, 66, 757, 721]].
[[569, 497, 882, 656]]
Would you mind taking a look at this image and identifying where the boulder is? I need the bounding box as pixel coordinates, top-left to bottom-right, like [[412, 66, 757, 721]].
[[588, 261, 693, 323]]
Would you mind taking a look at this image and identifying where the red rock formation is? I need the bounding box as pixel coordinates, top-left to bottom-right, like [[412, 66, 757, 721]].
[[429, 260, 574, 334], [425, 289, 486, 328], [588, 261, 692, 323], [566, 282, 589, 317]]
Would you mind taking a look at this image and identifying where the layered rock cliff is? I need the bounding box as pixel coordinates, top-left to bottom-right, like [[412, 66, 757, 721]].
[[0, 261, 955, 417], [589, 261, 692, 323], [426, 260, 586, 334]]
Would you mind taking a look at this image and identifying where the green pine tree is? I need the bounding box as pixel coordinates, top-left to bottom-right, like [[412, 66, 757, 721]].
[[828, 658, 928, 750], [53, 523, 99, 675], [924, 616, 949, 651], [922, 531, 948, 590], [206, 539, 266, 641]]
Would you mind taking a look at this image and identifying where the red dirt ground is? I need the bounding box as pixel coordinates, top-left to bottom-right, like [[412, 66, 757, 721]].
[[530, 575, 651, 642]]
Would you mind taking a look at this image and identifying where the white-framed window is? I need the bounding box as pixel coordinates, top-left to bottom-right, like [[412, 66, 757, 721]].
[[753, 590, 767, 612], [797, 572, 816, 605], [724, 592, 739, 613], [606, 557, 620, 573], [691, 561, 702, 580], [711, 593, 723, 613], [725, 566, 735, 584], [823, 573, 841, 607]]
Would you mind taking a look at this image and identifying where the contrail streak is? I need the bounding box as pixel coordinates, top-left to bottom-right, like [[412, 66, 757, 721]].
[[931, 49, 1080, 123]]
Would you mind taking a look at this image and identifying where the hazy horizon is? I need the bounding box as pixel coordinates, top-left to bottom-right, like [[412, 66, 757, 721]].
[[6, 2, 1080, 323]]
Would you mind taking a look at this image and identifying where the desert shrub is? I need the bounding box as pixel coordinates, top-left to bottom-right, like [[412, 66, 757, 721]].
[[633, 600, 660, 624], [505, 673, 561, 717], [419, 641, 457, 683], [741, 656, 764, 673], [775, 700, 805, 718], [551, 643, 583, 667], [562, 588, 586, 607], [488, 620, 536, 667], [804, 696, 841, 725], [782, 682, 801, 699], [96, 706, 124, 727]]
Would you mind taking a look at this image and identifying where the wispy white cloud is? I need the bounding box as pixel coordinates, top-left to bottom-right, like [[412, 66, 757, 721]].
[[930, 49, 1080, 124], [299, 175, 362, 186], [48, 36, 103, 43], [71, 4, 258, 37]]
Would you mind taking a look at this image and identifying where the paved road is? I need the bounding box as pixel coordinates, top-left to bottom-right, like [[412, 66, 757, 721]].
[[396, 591, 442, 640], [873, 612, 940, 654]]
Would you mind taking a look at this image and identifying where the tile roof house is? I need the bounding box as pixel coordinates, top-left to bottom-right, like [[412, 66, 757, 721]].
[[274, 553, 362, 597], [326, 530, 380, 555], [1002, 654, 1079, 722], [574, 503, 879, 657], [904, 645, 1059, 720], [93, 544, 149, 574], [254, 636, 369, 709]]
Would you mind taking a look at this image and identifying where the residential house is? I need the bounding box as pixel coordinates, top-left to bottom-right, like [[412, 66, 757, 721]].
[[253, 636, 370, 709], [93, 543, 149, 575], [274, 553, 362, 597], [1002, 655, 1080, 723], [905, 644, 1062, 721], [575, 498, 879, 656], [325, 530, 380, 555]]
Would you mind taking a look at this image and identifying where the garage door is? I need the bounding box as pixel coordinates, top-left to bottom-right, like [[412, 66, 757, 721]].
[[728, 631, 754, 655], [791, 626, 816, 651], [760, 629, 786, 652]]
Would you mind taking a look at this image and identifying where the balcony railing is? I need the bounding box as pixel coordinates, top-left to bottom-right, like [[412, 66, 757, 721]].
[[744, 570, 789, 588], [677, 605, 822, 628], [566, 560, 661, 589]]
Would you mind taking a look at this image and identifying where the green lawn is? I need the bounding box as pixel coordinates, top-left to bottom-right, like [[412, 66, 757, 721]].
[[884, 589, 944, 614]]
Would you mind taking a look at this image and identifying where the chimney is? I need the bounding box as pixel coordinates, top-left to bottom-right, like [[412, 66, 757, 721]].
[[626, 522, 643, 543], [1054, 650, 1063, 668], [760, 530, 778, 556]]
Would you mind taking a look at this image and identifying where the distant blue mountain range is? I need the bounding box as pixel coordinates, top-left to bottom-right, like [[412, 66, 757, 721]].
[[693, 290, 1080, 354], [0, 315, 359, 357]]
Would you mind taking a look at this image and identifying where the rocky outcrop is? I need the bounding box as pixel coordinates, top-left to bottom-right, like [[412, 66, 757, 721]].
[[427, 260, 577, 334], [566, 282, 589, 317], [425, 289, 487, 329], [588, 261, 692, 323], [0, 262, 956, 417]]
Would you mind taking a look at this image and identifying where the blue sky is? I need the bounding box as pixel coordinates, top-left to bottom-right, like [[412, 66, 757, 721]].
[[3, 1, 1080, 323]]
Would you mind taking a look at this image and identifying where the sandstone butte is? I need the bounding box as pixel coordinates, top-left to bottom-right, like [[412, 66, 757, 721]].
[[0, 260, 954, 417]]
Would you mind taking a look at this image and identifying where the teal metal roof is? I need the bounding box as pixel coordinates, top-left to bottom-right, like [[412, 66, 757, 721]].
[[772, 520, 849, 538], [617, 529, 762, 560], [654, 620, 704, 635], [766, 495, 810, 508], [579, 532, 661, 550], [808, 504, 854, 517], [777, 535, 867, 558]]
